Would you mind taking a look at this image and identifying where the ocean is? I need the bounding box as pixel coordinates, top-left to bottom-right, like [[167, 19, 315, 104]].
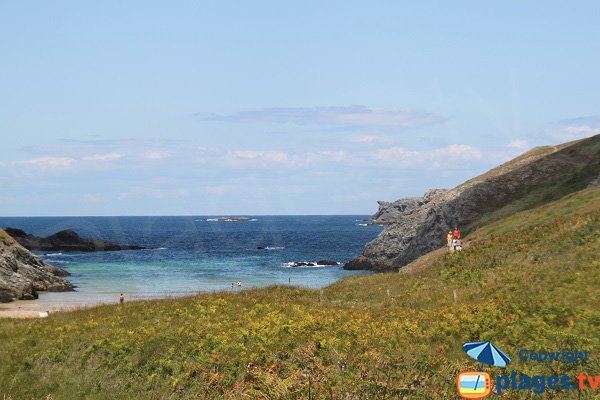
[[0, 216, 382, 303]]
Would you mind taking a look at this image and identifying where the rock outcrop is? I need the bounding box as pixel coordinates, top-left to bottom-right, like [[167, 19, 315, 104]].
[[0, 229, 74, 302], [372, 189, 448, 225], [345, 134, 600, 272], [4, 228, 145, 252]]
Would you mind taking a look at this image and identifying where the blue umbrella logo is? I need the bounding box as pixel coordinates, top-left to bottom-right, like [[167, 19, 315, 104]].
[[463, 341, 511, 369]]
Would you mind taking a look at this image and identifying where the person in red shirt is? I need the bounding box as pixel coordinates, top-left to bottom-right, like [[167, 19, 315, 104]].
[[453, 227, 461, 239]]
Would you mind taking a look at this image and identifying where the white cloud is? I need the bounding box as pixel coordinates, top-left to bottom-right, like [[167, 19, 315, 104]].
[[221, 149, 348, 169], [224, 150, 294, 168], [117, 188, 189, 200], [507, 140, 529, 150], [547, 125, 599, 141], [226, 150, 291, 166], [543, 115, 600, 142], [375, 147, 419, 163], [82, 152, 123, 161], [435, 144, 483, 160], [1, 152, 124, 176], [375, 144, 482, 167], [233, 150, 289, 162], [140, 151, 172, 160], [198, 105, 447, 130], [3, 156, 76, 170]]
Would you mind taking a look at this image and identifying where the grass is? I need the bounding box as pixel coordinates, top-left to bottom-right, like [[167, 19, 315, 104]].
[[463, 134, 600, 233], [0, 186, 599, 399]]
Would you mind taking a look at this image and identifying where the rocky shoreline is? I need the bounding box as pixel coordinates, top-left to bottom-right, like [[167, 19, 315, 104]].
[[0, 229, 74, 302], [4, 228, 145, 252]]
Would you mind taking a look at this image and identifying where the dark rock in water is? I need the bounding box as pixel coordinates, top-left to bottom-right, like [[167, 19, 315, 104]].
[[4, 227, 27, 238], [208, 217, 252, 221], [316, 259, 338, 266], [289, 260, 339, 267], [4, 228, 145, 252], [347, 134, 600, 272], [257, 246, 266, 250], [289, 262, 316, 267], [0, 229, 74, 303]]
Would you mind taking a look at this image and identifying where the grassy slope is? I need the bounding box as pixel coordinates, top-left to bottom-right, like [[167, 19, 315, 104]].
[[464, 135, 600, 233], [0, 187, 599, 399]]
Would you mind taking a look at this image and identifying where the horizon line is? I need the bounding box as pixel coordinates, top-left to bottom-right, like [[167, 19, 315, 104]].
[[0, 213, 375, 218]]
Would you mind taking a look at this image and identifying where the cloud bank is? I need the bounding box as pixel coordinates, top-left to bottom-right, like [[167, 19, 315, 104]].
[[375, 144, 482, 167], [543, 115, 600, 142], [198, 106, 447, 130]]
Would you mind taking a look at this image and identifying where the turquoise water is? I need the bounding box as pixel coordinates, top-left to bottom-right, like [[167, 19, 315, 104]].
[[0, 216, 382, 302]]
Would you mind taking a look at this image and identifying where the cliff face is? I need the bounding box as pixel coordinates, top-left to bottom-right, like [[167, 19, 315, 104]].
[[0, 229, 74, 302], [346, 134, 600, 272]]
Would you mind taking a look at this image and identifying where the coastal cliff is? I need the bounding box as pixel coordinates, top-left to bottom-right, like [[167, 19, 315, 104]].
[[345, 134, 600, 272], [0, 229, 73, 302]]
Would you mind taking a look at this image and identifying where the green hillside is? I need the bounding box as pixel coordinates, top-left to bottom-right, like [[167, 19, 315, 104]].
[[464, 135, 600, 232], [1, 186, 599, 399]]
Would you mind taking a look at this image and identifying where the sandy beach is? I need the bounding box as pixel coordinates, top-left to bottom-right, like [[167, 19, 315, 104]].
[[0, 291, 120, 318], [0, 290, 208, 318], [0, 302, 85, 318]]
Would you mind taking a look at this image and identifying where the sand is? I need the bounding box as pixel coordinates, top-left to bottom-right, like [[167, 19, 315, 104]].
[[0, 291, 118, 319], [0, 303, 86, 318], [0, 290, 196, 318]]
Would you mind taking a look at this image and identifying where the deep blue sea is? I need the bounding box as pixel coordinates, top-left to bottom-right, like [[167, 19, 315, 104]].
[[0, 216, 382, 302]]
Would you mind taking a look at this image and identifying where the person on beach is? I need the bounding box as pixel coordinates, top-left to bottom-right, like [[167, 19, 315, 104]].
[[237, 280, 242, 288], [119, 293, 124, 304], [231, 282, 234, 289], [446, 231, 453, 252]]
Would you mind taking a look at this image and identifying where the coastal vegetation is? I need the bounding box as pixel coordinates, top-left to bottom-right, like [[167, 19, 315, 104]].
[[0, 186, 599, 398]]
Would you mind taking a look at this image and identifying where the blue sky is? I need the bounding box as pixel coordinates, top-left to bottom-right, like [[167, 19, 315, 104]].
[[1, 1, 599, 216]]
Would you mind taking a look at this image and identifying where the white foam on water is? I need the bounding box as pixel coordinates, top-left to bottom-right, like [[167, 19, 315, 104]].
[[282, 261, 340, 268]]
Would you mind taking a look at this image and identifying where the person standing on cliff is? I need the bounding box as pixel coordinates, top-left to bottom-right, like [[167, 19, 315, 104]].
[[447, 231, 453, 252], [455, 239, 463, 252], [453, 227, 461, 239], [119, 293, 125, 304]]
